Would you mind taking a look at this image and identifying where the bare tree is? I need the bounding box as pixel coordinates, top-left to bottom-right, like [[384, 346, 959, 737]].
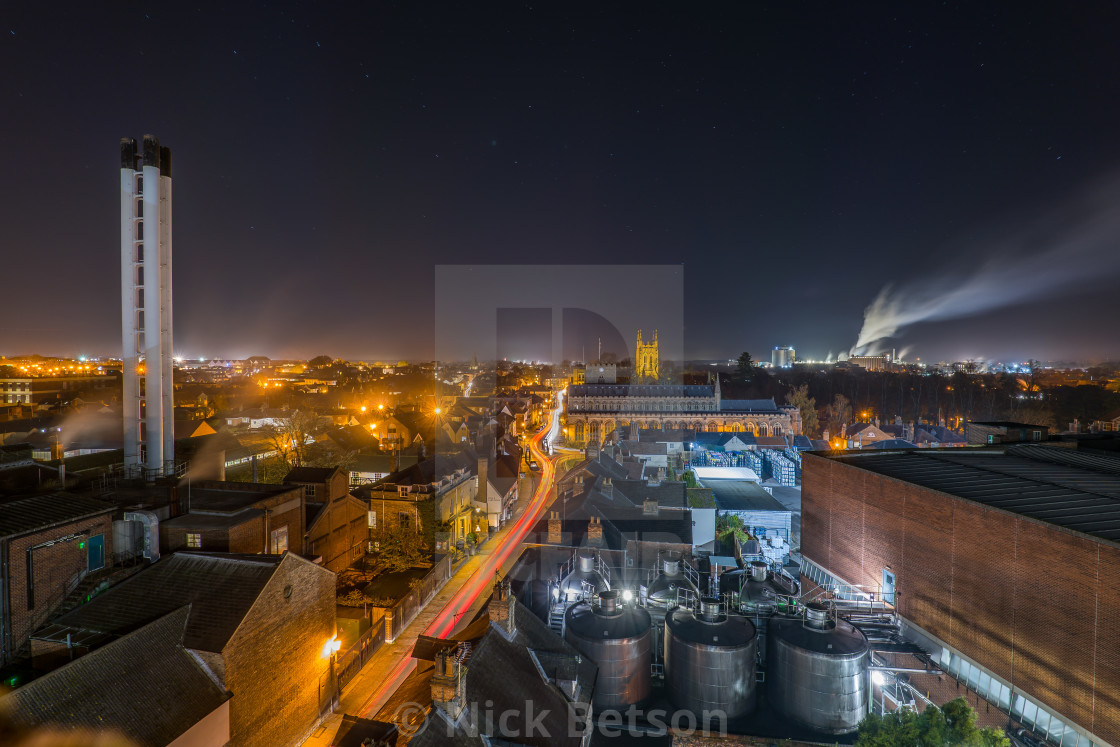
[[261, 410, 320, 469]]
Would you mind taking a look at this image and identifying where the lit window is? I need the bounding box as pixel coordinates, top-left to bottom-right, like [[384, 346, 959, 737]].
[[186, 533, 201, 548]]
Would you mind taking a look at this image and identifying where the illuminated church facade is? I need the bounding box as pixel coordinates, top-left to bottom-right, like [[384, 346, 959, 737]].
[[564, 375, 803, 446]]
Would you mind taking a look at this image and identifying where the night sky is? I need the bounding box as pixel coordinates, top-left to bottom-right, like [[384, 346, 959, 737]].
[[3, 2, 1120, 362]]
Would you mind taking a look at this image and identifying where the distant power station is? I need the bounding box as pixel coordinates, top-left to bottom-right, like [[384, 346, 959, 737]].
[[120, 136, 174, 477], [772, 346, 796, 368]]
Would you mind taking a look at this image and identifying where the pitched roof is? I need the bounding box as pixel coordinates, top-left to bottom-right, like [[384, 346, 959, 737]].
[[6, 607, 229, 747], [719, 398, 781, 412], [569, 384, 713, 397], [404, 601, 597, 747], [0, 493, 114, 538], [40, 552, 284, 653]]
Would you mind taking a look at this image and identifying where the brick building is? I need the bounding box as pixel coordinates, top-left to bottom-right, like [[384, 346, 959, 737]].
[[284, 465, 350, 503], [160, 480, 304, 554], [30, 552, 336, 747], [284, 465, 371, 571], [0, 493, 115, 666], [801, 445, 1120, 747]]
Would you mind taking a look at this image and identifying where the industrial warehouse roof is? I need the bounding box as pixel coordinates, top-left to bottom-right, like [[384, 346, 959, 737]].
[[828, 445, 1120, 543], [38, 552, 284, 653], [6, 607, 229, 747], [0, 493, 114, 538]]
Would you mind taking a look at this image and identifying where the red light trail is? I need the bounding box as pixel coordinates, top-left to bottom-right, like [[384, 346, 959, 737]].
[[359, 393, 563, 717]]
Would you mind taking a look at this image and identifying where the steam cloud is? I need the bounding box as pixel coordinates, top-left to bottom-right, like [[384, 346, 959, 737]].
[[852, 177, 1120, 356]]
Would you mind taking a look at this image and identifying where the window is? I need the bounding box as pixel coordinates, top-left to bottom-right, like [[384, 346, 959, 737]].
[[136, 220, 143, 240], [1033, 430, 1042, 441], [368, 510, 377, 528], [398, 512, 412, 530], [306, 484, 317, 498], [135, 198, 143, 218], [186, 533, 202, 548], [136, 175, 143, 193], [270, 525, 289, 554]]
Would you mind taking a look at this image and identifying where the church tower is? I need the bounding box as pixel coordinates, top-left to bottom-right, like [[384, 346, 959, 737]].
[[634, 330, 660, 382]]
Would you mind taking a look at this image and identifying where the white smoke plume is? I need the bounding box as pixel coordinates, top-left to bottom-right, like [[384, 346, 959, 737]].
[[852, 177, 1120, 356]]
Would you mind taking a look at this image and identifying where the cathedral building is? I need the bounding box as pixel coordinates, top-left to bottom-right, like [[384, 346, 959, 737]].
[[564, 374, 802, 446], [634, 330, 660, 382]]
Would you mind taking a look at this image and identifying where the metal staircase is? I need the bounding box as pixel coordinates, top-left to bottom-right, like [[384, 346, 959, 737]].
[[548, 603, 567, 635]]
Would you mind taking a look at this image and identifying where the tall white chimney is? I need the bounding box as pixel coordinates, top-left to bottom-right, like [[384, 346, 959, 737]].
[[121, 136, 174, 479]]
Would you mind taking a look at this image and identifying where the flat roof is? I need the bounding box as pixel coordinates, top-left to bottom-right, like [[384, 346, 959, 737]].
[[693, 466, 761, 482], [186, 482, 300, 513], [707, 480, 789, 513], [821, 445, 1120, 544], [162, 509, 264, 530]]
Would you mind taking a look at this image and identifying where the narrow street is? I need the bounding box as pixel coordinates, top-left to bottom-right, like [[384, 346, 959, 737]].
[[303, 391, 568, 746]]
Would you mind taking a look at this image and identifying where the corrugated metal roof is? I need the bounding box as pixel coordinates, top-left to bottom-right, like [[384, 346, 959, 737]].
[[41, 552, 283, 652], [832, 446, 1120, 543], [0, 493, 114, 538], [7, 607, 229, 747]]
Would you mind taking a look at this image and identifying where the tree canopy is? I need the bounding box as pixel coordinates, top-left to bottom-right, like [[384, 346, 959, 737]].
[[736, 351, 755, 380], [786, 383, 820, 437], [856, 698, 1009, 747]]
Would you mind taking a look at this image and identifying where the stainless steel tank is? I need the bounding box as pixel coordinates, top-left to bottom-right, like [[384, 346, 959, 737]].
[[559, 551, 609, 603], [767, 603, 870, 734], [646, 553, 700, 611], [564, 590, 652, 710], [664, 597, 758, 721]]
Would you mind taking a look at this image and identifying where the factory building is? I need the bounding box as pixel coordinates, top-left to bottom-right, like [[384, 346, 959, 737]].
[[771, 346, 796, 368], [120, 135, 174, 477], [801, 445, 1120, 747]]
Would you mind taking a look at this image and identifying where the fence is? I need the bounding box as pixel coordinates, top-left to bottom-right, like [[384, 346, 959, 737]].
[[381, 555, 454, 642], [336, 614, 386, 692]]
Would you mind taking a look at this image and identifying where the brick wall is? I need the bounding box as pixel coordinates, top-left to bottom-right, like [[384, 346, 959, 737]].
[[161, 516, 265, 554], [3, 512, 114, 663], [802, 454, 1120, 745], [223, 554, 336, 747], [306, 496, 369, 573]]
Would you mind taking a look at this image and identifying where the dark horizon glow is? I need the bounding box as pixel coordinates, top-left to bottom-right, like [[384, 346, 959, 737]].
[[3, 4, 1120, 362]]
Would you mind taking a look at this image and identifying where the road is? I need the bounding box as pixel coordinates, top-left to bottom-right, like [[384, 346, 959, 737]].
[[349, 390, 565, 719]]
